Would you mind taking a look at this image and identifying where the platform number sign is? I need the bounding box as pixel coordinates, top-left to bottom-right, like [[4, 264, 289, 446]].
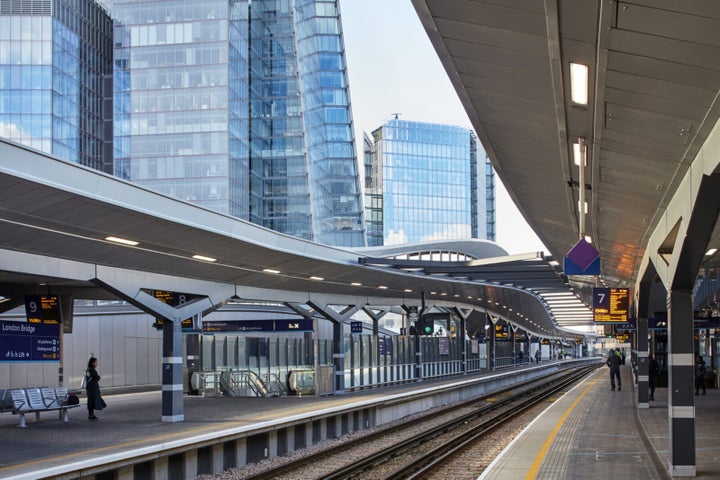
[[593, 287, 629, 323], [24, 295, 62, 324], [152, 290, 194, 307]]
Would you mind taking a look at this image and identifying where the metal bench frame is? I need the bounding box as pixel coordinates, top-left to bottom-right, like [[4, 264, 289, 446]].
[[7, 387, 79, 428]]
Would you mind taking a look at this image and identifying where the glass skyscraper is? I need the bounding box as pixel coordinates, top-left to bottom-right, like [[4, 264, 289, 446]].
[[0, 0, 114, 171], [111, 0, 365, 246], [364, 119, 495, 246]]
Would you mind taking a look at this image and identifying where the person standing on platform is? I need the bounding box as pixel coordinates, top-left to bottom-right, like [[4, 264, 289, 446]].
[[85, 356, 107, 420], [648, 354, 659, 401], [606, 348, 622, 391], [535, 348, 541, 364], [695, 355, 707, 395]]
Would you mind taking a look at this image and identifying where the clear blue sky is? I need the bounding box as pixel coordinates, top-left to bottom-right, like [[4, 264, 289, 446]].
[[339, 0, 548, 255]]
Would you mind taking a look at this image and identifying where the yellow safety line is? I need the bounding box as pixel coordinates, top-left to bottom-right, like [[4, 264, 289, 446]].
[[525, 375, 599, 479]]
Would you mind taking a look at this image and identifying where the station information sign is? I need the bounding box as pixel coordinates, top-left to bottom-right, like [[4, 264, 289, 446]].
[[0, 320, 60, 362], [593, 287, 629, 323], [153, 318, 194, 331], [495, 324, 509, 339], [201, 319, 314, 333], [152, 290, 195, 307], [24, 295, 62, 324]]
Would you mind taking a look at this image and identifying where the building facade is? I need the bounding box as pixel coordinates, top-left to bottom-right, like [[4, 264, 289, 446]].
[[0, 0, 114, 171], [364, 119, 495, 246], [111, 0, 365, 246]]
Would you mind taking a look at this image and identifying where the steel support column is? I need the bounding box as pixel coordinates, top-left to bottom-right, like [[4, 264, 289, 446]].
[[668, 290, 695, 475], [636, 317, 649, 408], [162, 318, 184, 422]]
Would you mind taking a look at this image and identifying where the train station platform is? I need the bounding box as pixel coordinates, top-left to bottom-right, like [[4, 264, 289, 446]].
[[481, 364, 720, 479], [0, 360, 595, 480]]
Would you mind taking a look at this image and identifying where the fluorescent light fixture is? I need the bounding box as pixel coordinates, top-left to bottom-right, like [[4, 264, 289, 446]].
[[431, 291, 437, 295], [706, 248, 718, 256], [404, 289, 413, 293], [192, 254, 216, 262], [578, 201, 588, 214], [105, 236, 139, 246], [584, 235, 593, 243], [378, 285, 388, 290], [573, 142, 588, 166], [570, 62, 589, 105], [453, 294, 460, 298], [263, 268, 281, 274], [309, 276, 324, 281], [351, 282, 363, 286], [440, 292, 447, 296]]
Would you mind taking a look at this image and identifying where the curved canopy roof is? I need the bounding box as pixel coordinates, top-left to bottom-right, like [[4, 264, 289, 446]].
[[412, 0, 720, 296], [0, 139, 588, 338]]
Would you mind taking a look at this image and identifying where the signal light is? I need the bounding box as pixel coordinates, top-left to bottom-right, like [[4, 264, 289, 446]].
[[416, 315, 434, 335]]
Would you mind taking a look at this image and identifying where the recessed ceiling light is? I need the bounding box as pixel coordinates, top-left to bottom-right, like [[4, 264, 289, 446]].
[[570, 62, 589, 105], [404, 289, 413, 293], [378, 285, 388, 290], [706, 248, 718, 256], [351, 282, 363, 286], [310, 276, 324, 281], [105, 236, 139, 246], [263, 268, 281, 274], [192, 254, 216, 262]]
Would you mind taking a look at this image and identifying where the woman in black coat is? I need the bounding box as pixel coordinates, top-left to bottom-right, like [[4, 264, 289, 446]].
[[85, 356, 107, 420]]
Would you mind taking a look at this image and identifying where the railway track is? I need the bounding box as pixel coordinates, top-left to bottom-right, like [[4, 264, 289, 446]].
[[236, 365, 599, 480]]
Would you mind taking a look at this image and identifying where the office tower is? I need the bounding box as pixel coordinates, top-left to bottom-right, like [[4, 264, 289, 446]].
[[111, 0, 365, 246], [0, 0, 114, 171], [364, 119, 494, 246]]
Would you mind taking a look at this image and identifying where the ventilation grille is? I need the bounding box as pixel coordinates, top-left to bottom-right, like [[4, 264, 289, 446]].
[[0, 0, 51, 15]]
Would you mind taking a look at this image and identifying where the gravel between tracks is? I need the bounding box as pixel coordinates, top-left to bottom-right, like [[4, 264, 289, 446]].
[[197, 390, 562, 480]]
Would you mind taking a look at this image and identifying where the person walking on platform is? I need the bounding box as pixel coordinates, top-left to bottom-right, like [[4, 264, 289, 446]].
[[648, 354, 660, 401], [695, 355, 707, 395], [606, 348, 622, 391], [85, 356, 107, 420]]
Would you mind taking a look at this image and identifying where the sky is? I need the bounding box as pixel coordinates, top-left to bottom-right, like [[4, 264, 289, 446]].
[[339, 0, 548, 255]]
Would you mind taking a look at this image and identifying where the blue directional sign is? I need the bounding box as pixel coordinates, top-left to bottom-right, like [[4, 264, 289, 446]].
[[350, 321, 363, 333], [201, 318, 314, 333], [377, 337, 392, 356], [0, 320, 60, 362]]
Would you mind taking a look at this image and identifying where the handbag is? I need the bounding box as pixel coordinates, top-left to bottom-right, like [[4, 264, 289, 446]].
[[80, 371, 87, 389]]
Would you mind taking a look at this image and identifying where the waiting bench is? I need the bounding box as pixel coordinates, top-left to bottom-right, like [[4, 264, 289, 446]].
[[3, 387, 79, 427]]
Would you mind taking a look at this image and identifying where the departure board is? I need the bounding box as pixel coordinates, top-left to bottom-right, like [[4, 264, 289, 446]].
[[495, 324, 508, 339], [24, 295, 61, 324], [593, 287, 629, 323]]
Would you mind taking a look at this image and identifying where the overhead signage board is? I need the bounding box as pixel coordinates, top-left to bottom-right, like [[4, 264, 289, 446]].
[[495, 324, 509, 339], [201, 319, 313, 333], [593, 288, 629, 323], [152, 290, 197, 307], [153, 318, 196, 332], [24, 295, 62, 325], [350, 321, 363, 333], [0, 320, 60, 362]]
